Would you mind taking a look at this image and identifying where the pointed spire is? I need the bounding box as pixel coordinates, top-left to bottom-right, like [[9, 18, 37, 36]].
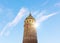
[[29, 12, 32, 16], [25, 12, 35, 20]]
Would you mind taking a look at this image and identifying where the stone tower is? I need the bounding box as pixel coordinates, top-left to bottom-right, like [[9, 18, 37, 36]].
[[23, 13, 37, 43]]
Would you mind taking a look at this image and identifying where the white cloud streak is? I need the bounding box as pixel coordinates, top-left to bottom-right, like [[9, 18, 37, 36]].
[[36, 10, 46, 19], [0, 7, 27, 36], [36, 12, 58, 27], [31, 11, 39, 16]]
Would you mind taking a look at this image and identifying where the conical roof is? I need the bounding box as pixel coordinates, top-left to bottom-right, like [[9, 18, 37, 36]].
[[25, 13, 35, 20]]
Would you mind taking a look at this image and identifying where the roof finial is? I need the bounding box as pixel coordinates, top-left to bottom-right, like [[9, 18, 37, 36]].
[[25, 12, 35, 20], [29, 12, 32, 16]]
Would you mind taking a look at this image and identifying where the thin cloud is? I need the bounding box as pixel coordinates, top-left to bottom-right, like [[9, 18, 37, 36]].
[[36, 12, 58, 27], [36, 10, 46, 19], [0, 7, 27, 36], [0, 8, 3, 13], [4, 31, 10, 36], [31, 11, 39, 16], [54, 2, 60, 7], [41, 0, 49, 7], [0, 6, 14, 21]]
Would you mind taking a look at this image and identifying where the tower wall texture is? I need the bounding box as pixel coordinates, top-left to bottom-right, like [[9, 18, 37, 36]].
[[23, 14, 38, 43]]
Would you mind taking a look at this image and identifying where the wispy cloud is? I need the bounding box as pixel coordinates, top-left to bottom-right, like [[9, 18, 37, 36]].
[[31, 11, 39, 16], [54, 2, 60, 7], [0, 5, 14, 22], [0, 7, 27, 36], [4, 31, 10, 36], [0, 8, 3, 13], [36, 10, 46, 19], [41, 0, 49, 7], [36, 12, 58, 27]]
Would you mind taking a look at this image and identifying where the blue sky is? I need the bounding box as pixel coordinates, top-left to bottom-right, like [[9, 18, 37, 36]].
[[0, 0, 60, 43]]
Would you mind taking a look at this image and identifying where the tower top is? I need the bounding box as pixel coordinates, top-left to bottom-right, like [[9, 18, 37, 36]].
[[25, 13, 35, 20]]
